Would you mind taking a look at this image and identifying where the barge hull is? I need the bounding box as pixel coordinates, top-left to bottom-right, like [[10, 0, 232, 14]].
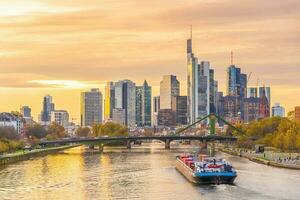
[[175, 159, 236, 185]]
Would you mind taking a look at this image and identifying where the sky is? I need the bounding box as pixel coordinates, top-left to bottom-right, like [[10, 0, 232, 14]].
[[0, 0, 299, 122]]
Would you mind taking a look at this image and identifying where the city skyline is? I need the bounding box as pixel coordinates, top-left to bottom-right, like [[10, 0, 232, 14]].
[[0, 0, 299, 122]]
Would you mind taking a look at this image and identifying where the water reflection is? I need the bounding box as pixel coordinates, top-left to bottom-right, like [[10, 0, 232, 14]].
[[0, 144, 299, 200]]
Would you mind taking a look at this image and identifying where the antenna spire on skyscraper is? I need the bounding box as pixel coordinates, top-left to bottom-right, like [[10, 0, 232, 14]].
[[231, 50, 233, 65], [190, 24, 192, 40]]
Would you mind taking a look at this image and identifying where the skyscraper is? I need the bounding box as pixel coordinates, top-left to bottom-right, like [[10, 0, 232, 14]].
[[187, 33, 211, 124], [171, 96, 188, 125], [136, 80, 152, 127], [152, 96, 160, 127], [104, 82, 115, 120], [114, 80, 136, 127], [198, 61, 210, 120], [227, 65, 247, 99], [259, 86, 271, 106], [187, 33, 198, 124], [40, 95, 55, 124], [80, 88, 103, 127], [160, 75, 180, 109], [226, 65, 247, 119], [247, 87, 258, 98]]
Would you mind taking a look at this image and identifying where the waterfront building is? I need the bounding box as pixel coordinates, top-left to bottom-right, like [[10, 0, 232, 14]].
[[158, 109, 176, 127], [247, 87, 258, 98], [114, 80, 136, 127], [51, 110, 69, 127], [243, 97, 260, 123], [112, 108, 126, 125], [160, 75, 180, 109], [272, 103, 285, 117], [171, 96, 188, 125], [0, 112, 24, 134], [104, 82, 115, 120], [136, 80, 152, 127], [295, 106, 300, 122], [80, 88, 103, 127], [40, 95, 55, 125], [152, 96, 160, 127]]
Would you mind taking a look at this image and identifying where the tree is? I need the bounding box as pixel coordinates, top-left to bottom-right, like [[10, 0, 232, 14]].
[[76, 127, 91, 137], [47, 122, 66, 139], [0, 126, 19, 140], [92, 124, 101, 137], [0, 141, 9, 154], [27, 124, 47, 139]]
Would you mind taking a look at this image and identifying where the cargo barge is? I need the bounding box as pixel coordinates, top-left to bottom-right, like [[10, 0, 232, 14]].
[[176, 154, 237, 184]]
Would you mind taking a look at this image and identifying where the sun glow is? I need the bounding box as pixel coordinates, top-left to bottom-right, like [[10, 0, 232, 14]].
[[28, 80, 99, 89]]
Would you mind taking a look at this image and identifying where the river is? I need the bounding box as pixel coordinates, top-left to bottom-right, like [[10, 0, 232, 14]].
[[0, 143, 299, 200]]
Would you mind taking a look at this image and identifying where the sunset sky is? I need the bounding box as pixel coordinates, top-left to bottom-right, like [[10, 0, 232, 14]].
[[0, 0, 299, 122]]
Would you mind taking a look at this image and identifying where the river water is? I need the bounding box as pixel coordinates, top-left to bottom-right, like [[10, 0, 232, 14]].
[[0, 143, 300, 200]]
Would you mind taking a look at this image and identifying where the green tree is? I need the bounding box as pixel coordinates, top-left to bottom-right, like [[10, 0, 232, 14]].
[[47, 122, 66, 139], [26, 124, 47, 139], [0, 126, 19, 140], [75, 127, 91, 137]]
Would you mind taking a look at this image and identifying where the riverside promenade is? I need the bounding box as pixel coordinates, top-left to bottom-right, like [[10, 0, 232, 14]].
[[219, 145, 300, 170], [0, 144, 79, 167]]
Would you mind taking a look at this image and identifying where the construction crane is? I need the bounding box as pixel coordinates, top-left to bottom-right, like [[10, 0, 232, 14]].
[[247, 72, 252, 84]]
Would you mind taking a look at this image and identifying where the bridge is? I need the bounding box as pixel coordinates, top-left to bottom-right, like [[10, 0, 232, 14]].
[[39, 135, 237, 151], [39, 113, 241, 152]]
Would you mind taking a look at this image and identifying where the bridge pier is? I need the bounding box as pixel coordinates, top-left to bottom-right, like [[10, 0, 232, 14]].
[[98, 144, 104, 153], [126, 140, 132, 149], [165, 139, 170, 149]]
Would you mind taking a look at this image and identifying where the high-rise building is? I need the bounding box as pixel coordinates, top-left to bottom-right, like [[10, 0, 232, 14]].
[[197, 61, 210, 122], [243, 97, 260, 123], [259, 87, 271, 116], [272, 103, 285, 117], [104, 82, 115, 120], [152, 96, 160, 127], [295, 106, 300, 122], [259, 92, 270, 119], [20, 106, 31, 119], [112, 108, 126, 125], [158, 109, 176, 127], [247, 87, 258, 98], [160, 75, 180, 109], [209, 69, 217, 113], [40, 95, 55, 124], [114, 80, 136, 127], [136, 80, 152, 127], [187, 33, 211, 124], [51, 110, 69, 127], [172, 96, 188, 125], [226, 65, 247, 120], [223, 96, 240, 123], [187, 34, 198, 124], [80, 88, 103, 127]]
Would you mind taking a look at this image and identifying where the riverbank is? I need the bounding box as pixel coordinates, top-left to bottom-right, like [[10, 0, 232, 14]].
[[0, 144, 80, 167], [219, 147, 300, 170]]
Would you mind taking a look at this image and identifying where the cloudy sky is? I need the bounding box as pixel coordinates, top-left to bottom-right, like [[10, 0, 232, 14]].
[[0, 0, 299, 121]]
